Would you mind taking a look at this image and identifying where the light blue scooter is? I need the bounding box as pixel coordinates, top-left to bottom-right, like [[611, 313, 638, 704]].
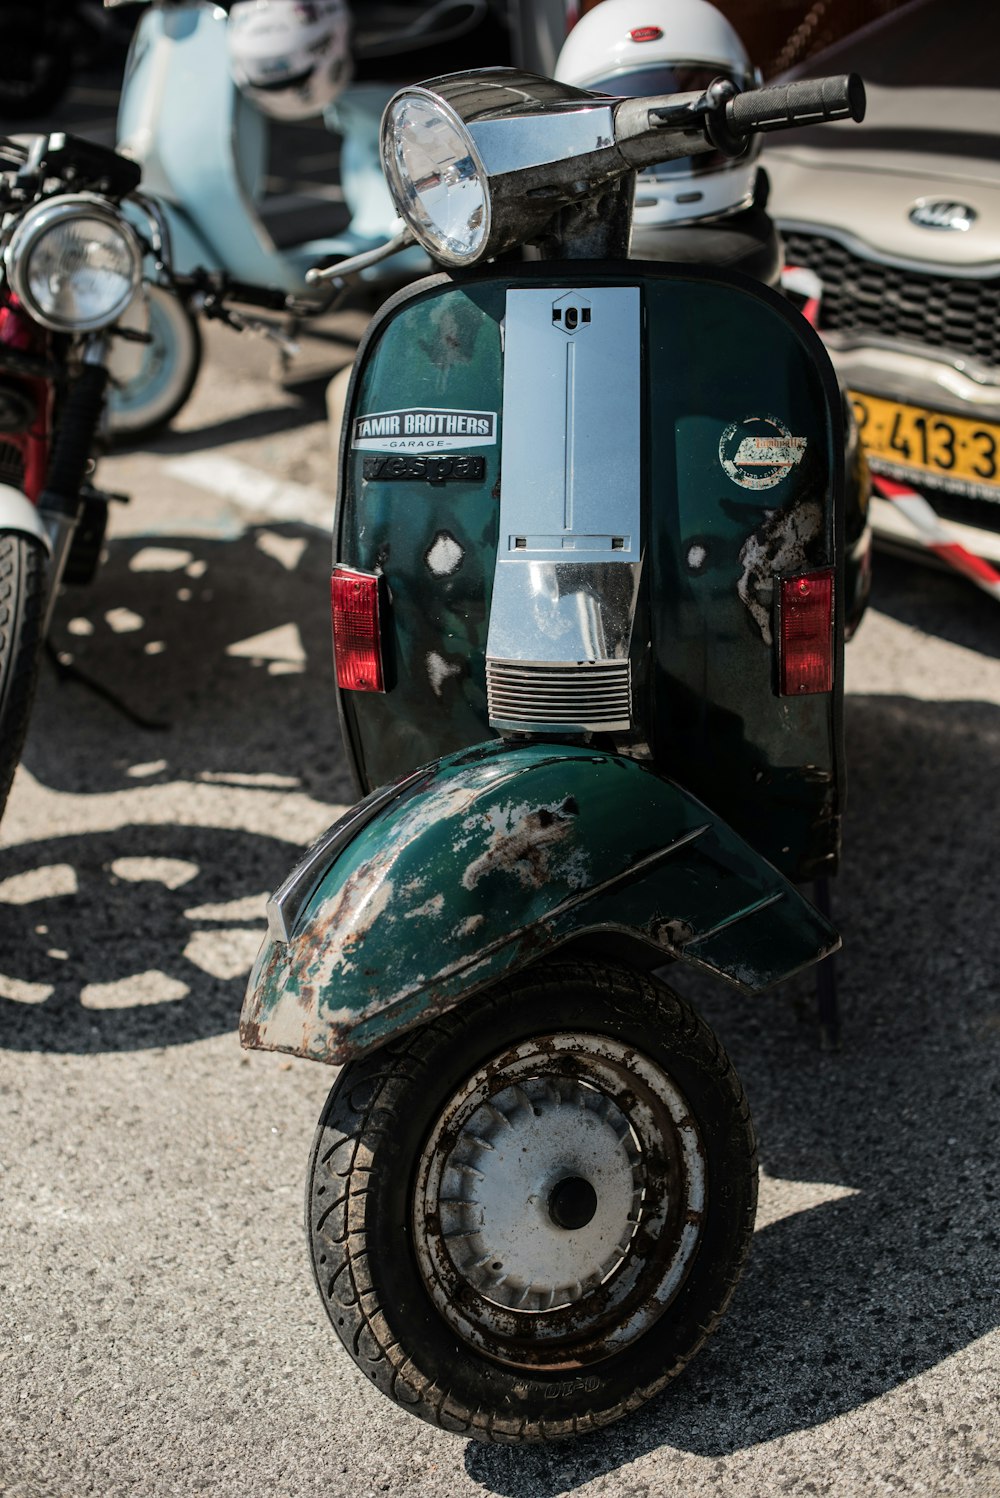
[[107, 0, 424, 439]]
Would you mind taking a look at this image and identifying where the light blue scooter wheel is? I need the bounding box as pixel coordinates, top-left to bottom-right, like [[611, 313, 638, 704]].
[[107, 286, 203, 445]]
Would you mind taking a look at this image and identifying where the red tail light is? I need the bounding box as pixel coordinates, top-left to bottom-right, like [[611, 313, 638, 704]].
[[778, 569, 834, 695], [331, 566, 386, 692]]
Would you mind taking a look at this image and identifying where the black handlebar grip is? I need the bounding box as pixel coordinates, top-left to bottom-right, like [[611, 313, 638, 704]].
[[725, 73, 865, 134]]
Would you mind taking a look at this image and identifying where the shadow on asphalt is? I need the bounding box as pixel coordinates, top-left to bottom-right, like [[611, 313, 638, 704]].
[[0, 824, 285, 1053], [20, 523, 346, 797], [869, 549, 1000, 660], [126, 390, 331, 458], [0, 522, 351, 1053]]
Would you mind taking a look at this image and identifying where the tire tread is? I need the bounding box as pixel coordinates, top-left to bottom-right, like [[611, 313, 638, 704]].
[[0, 532, 47, 819], [307, 961, 757, 1443]]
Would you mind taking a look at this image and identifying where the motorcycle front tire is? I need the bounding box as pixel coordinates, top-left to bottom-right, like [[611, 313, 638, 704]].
[[0, 532, 47, 818], [307, 959, 757, 1443], [106, 287, 202, 445]]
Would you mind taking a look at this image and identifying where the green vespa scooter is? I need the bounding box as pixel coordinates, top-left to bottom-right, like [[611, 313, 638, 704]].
[[241, 69, 868, 1441]]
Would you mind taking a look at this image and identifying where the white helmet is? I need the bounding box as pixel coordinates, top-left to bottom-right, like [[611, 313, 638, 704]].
[[555, 0, 761, 226], [228, 0, 351, 122]]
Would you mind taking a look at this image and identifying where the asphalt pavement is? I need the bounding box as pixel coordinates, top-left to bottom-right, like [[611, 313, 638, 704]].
[[1, 56, 999, 1498]]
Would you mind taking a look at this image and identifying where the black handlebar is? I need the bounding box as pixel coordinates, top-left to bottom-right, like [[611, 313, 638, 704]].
[[621, 71, 866, 172], [725, 73, 866, 134]]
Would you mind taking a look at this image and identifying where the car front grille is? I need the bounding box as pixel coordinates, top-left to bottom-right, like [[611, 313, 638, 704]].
[[782, 229, 1000, 370]]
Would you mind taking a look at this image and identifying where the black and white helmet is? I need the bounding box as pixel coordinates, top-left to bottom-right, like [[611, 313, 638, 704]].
[[228, 0, 351, 121], [556, 0, 762, 226]]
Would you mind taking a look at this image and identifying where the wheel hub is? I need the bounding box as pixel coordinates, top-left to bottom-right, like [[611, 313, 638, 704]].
[[548, 1175, 598, 1231], [412, 1031, 706, 1367]]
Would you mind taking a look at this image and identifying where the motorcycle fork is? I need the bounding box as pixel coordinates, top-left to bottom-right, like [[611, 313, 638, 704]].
[[38, 336, 109, 633]]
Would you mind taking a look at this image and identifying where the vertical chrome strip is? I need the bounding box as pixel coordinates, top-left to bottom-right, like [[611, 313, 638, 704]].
[[486, 285, 644, 732], [564, 339, 576, 533]]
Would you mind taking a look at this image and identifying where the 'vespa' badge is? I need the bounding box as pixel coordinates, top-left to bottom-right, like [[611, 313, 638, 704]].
[[352, 407, 497, 453], [719, 414, 807, 490]]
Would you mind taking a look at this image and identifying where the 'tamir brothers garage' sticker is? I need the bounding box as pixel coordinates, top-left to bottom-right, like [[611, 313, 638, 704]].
[[719, 414, 807, 490], [352, 407, 497, 453]]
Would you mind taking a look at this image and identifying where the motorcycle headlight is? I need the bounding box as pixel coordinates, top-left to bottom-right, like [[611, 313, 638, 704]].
[[381, 90, 490, 267], [4, 194, 142, 334]]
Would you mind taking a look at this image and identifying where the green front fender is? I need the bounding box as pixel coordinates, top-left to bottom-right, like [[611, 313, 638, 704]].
[[240, 740, 839, 1064]]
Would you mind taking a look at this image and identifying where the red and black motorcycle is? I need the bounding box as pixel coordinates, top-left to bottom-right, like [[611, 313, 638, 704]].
[[0, 131, 169, 817]]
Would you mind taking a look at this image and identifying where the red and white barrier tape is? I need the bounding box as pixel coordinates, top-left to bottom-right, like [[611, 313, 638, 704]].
[[780, 264, 824, 330], [871, 474, 1000, 600]]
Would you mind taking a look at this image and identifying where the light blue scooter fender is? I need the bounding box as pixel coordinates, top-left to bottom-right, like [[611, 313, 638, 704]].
[[118, 4, 424, 290], [241, 740, 839, 1065]]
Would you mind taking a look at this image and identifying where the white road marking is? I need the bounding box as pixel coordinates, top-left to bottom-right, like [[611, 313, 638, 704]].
[[165, 454, 333, 531], [755, 1168, 860, 1233]]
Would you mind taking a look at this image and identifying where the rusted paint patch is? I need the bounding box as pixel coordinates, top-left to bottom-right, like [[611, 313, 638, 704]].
[[425, 531, 464, 576], [406, 893, 445, 919], [426, 651, 462, 698], [462, 800, 586, 892], [737, 499, 823, 644]]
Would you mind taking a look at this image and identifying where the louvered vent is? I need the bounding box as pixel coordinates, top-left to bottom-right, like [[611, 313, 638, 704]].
[[487, 660, 632, 733], [782, 229, 1000, 369]]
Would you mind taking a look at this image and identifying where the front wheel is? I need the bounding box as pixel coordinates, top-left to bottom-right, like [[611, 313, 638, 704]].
[[0, 532, 47, 819], [307, 961, 757, 1442], [106, 287, 202, 444]]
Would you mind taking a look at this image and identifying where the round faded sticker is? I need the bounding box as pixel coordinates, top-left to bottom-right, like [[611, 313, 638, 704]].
[[719, 414, 807, 490]]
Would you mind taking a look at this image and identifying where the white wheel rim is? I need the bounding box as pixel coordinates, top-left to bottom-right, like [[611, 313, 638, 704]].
[[412, 1031, 706, 1368], [106, 287, 198, 435]]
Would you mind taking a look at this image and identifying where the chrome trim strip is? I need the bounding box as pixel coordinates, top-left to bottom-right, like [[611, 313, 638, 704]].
[[487, 285, 643, 731], [682, 890, 785, 948], [469, 106, 617, 178]]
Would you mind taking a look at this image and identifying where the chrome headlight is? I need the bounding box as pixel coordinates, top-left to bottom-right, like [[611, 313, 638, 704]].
[[381, 90, 490, 267], [381, 73, 623, 267], [4, 194, 142, 333]]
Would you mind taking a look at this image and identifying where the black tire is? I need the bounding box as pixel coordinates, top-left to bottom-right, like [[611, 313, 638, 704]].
[[0, 532, 47, 818], [307, 960, 757, 1443]]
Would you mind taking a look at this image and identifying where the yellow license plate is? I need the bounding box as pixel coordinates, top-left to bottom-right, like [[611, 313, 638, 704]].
[[849, 392, 1000, 492]]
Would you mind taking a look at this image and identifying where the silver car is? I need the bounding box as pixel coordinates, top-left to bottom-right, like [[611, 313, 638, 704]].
[[765, 0, 1000, 574]]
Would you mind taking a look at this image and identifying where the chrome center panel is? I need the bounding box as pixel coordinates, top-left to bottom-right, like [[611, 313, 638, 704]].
[[486, 285, 642, 733]]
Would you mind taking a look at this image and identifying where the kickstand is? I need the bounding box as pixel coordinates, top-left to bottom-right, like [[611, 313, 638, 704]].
[[813, 877, 840, 1051]]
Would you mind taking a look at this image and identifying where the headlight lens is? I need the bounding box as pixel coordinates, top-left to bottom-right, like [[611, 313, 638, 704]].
[[5, 196, 141, 333], [382, 92, 490, 266]]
